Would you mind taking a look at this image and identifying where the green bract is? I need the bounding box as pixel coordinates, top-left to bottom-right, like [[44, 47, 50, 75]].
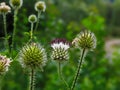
[[9, 0, 23, 9], [35, 1, 46, 12], [28, 14, 37, 23]]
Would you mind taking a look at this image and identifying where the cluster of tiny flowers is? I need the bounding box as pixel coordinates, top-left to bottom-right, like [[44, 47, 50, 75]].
[[0, 55, 11, 75], [9, 0, 23, 9], [35, 1, 46, 12], [51, 39, 70, 62], [72, 30, 97, 50], [19, 43, 47, 70], [0, 2, 11, 14], [28, 14, 37, 23]]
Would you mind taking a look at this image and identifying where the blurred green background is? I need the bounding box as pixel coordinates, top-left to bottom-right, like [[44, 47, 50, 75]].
[[0, 0, 120, 90]]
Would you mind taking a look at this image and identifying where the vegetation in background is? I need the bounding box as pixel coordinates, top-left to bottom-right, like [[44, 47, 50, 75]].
[[0, 0, 120, 90]]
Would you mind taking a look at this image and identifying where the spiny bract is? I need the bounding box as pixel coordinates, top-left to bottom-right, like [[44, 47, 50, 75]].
[[19, 43, 47, 70], [72, 30, 97, 50]]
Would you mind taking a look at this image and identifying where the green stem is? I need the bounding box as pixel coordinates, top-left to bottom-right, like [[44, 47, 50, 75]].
[[3, 14, 10, 53], [34, 11, 41, 31], [29, 23, 34, 42], [29, 68, 35, 90], [58, 62, 70, 89], [11, 9, 18, 57], [71, 48, 86, 90]]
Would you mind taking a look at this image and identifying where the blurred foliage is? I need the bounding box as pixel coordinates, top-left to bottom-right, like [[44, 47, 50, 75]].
[[0, 0, 120, 90]]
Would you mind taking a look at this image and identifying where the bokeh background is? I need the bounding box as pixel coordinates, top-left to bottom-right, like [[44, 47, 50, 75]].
[[0, 0, 120, 90]]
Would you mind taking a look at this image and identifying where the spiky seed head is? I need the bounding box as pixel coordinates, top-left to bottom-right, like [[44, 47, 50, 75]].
[[0, 2, 11, 14], [28, 14, 37, 23], [72, 30, 97, 50], [0, 55, 11, 75], [35, 1, 46, 12], [19, 43, 47, 70], [9, 0, 23, 9], [51, 39, 70, 62]]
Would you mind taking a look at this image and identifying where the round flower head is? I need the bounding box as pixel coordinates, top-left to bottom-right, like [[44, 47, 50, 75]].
[[19, 43, 47, 70], [28, 14, 37, 23], [35, 1, 46, 12], [0, 55, 11, 75], [9, 0, 23, 9], [0, 2, 11, 14], [51, 39, 70, 62], [72, 30, 97, 50]]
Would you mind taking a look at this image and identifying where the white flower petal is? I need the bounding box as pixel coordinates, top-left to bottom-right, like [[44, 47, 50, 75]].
[[51, 42, 70, 50]]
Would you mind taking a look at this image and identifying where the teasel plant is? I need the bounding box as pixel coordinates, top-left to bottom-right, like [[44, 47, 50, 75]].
[[51, 38, 71, 89], [0, 54, 12, 90], [19, 42, 47, 90], [0, 2, 11, 54], [9, 0, 23, 57], [34, 1, 46, 31], [71, 30, 97, 90], [28, 14, 37, 42]]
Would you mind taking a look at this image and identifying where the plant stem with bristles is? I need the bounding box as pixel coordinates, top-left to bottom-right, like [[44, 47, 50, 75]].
[[29, 68, 35, 90], [3, 14, 10, 53], [58, 62, 70, 89], [71, 48, 86, 90], [11, 9, 18, 57], [34, 11, 41, 31]]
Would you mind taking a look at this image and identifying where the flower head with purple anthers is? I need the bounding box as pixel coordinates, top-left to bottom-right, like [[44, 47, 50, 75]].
[[51, 39, 70, 61], [51, 39, 70, 50]]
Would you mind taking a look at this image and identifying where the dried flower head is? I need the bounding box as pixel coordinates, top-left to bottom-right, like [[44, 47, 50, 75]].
[[51, 39, 70, 62], [72, 30, 96, 50], [19, 43, 47, 70], [9, 0, 23, 9], [0, 55, 11, 75], [28, 14, 37, 23], [35, 1, 46, 12], [0, 2, 11, 14]]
